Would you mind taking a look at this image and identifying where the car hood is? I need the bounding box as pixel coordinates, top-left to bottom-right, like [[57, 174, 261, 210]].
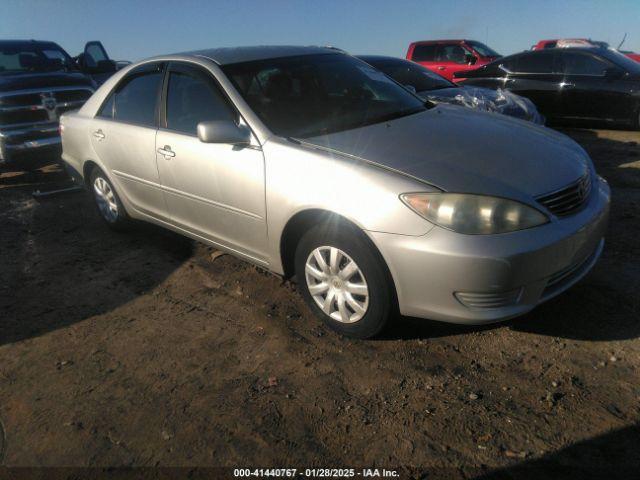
[[0, 71, 94, 92], [301, 105, 590, 204]]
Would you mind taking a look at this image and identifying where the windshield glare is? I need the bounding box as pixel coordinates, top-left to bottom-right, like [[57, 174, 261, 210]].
[[0, 44, 76, 74], [363, 58, 454, 92], [223, 54, 427, 138]]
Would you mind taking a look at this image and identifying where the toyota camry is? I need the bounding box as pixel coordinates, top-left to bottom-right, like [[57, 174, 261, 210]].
[[60, 46, 610, 338]]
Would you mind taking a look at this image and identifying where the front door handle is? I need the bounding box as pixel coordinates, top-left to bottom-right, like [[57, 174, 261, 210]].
[[93, 129, 105, 140], [157, 145, 176, 159], [437, 66, 446, 70], [560, 82, 575, 89]]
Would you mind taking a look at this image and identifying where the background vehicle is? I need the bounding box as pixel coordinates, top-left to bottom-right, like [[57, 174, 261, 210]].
[[406, 39, 501, 81], [358, 55, 543, 124], [0, 39, 127, 170], [61, 46, 609, 339], [532, 38, 640, 62], [0, 40, 95, 169], [455, 47, 640, 129]]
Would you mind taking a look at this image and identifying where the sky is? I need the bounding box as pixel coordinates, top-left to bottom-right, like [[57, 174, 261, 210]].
[[2, 0, 640, 61]]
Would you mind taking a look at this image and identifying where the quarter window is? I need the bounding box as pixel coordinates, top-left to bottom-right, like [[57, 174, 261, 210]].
[[165, 65, 237, 135], [561, 53, 609, 75]]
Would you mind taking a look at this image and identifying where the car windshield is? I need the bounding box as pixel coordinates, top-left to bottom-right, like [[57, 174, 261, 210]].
[[0, 43, 77, 75], [360, 57, 454, 92], [222, 53, 428, 138], [467, 41, 500, 58]]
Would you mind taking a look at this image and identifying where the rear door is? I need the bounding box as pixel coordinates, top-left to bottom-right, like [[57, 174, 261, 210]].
[[155, 62, 267, 260], [408, 43, 441, 74], [500, 51, 562, 120], [89, 62, 167, 219]]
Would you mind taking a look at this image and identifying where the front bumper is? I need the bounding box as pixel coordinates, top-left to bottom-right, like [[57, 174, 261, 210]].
[[369, 177, 611, 324], [0, 123, 61, 167]]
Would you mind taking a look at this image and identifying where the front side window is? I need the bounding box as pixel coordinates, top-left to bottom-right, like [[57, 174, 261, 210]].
[[561, 52, 610, 75], [223, 54, 427, 138], [411, 44, 438, 62], [439, 45, 469, 64], [98, 65, 163, 126], [165, 65, 237, 135]]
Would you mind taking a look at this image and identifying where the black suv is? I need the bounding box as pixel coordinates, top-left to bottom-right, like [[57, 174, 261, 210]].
[[455, 47, 640, 129], [0, 40, 121, 169]]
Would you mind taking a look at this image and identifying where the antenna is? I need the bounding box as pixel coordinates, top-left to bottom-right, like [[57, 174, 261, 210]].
[[618, 32, 627, 50]]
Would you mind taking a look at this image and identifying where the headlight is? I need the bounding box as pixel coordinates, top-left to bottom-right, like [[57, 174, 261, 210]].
[[400, 193, 548, 234]]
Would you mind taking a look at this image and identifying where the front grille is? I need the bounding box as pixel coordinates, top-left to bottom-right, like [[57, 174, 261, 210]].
[[0, 87, 93, 128], [454, 288, 523, 310], [536, 173, 592, 217]]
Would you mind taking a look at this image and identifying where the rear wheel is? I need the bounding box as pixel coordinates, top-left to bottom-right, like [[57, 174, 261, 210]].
[[294, 222, 393, 338], [89, 168, 129, 230]]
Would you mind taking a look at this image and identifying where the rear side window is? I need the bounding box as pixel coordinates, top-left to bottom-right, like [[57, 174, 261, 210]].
[[165, 64, 237, 135], [97, 64, 163, 126], [514, 52, 557, 73], [411, 44, 438, 62], [561, 52, 610, 75]]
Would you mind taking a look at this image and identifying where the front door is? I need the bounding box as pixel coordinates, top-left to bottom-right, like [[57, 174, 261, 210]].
[[155, 62, 267, 261], [559, 51, 631, 122]]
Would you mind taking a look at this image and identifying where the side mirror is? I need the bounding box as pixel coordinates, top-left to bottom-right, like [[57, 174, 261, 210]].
[[604, 67, 624, 79], [404, 84, 417, 94], [465, 54, 477, 65], [197, 120, 252, 145]]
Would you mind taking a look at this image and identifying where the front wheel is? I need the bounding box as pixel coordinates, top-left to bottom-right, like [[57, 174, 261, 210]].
[[295, 223, 393, 338]]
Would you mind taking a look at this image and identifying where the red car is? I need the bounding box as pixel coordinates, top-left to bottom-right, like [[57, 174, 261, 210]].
[[406, 39, 501, 81], [532, 38, 640, 63]]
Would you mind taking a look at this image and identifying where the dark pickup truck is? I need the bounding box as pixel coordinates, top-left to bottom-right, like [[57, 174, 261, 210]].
[[0, 39, 123, 170]]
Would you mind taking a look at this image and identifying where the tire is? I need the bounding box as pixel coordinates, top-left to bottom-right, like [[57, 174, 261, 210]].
[[294, 222, 393, 339], [89, 167, 129, 230]]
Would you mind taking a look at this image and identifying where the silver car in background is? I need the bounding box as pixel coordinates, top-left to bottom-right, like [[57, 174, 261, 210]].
[[61, 46, 610, 338]]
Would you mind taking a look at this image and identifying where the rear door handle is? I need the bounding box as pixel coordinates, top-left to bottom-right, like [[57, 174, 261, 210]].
[[437, 66, 446, 70], [93, 129, 105, 140], [157, 145, 176, 159], [561, 82, 575, 89]]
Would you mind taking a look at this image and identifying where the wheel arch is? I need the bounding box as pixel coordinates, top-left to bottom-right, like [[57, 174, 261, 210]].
[[279, 208, 399, 311]]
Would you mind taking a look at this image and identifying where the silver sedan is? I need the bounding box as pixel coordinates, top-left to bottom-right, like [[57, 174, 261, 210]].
[[60, 46, 610, 338]]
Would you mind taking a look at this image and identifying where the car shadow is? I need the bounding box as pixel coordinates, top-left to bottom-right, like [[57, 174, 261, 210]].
[[0, 170, 193, 347], [474, 423, 640, 480]]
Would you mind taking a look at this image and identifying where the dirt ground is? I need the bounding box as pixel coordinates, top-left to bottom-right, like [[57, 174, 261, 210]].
[[1, 128, 639, 479]]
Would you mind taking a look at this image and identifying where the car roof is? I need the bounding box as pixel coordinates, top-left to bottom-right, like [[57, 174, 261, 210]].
[[0, 39, 62, 48], [180, 45, 342, 65], [357, 55, 407, 63], [410, 39, 468, 45]]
